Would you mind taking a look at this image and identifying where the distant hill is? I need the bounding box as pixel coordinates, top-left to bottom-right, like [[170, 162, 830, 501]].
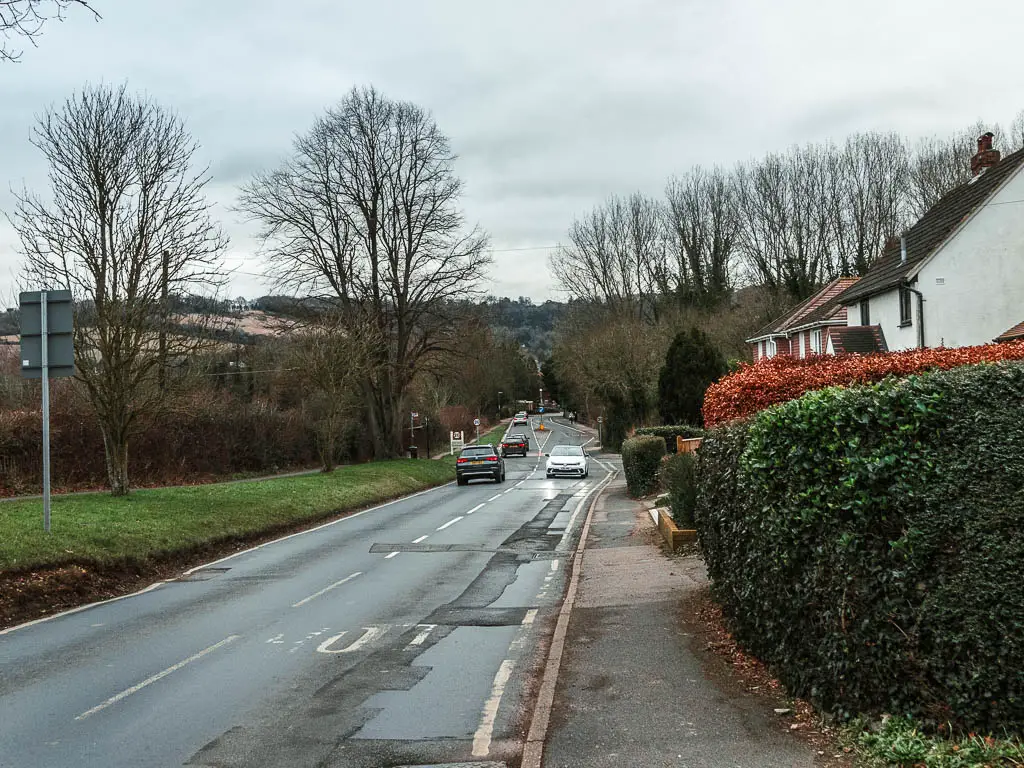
[[482, 296, 566, 360]]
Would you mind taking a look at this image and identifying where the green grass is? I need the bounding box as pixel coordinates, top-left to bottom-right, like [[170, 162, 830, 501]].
[[855, 717, 1024, 767], [0, 458, 456, 572], [476, 422, 511, 446]]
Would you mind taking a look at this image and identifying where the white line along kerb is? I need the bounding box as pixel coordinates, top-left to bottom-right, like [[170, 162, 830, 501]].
[[75, 635, 240, 721]]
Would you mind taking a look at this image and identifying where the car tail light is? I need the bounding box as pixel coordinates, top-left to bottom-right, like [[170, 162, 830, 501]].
[[486, 456, 498, 462], [457, 457, 467, 464]]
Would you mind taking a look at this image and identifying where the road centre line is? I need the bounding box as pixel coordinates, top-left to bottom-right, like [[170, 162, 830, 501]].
[[467, 503, 485, 514], [291, 571, 362, 608], [75, 635, 240, 721], [488, 494, 502, 502], [384, 551, 400, 559], [436, 516, 463, 531], [412, 535, 429, 543]]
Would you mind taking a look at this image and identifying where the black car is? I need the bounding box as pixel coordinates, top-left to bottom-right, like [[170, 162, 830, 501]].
[[456, 445, 506, 485], [500, 432, 530, 457]]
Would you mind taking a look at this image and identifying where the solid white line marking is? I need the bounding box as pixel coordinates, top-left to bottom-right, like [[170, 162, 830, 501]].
[[291, 572, 362, 608], [472, 659, 516, 757], [75, 635, 240, 720], [467, 504, 485, 515], [436, 516, 463, 531], [317, 625, 389, 654], [516, 481, 525, 487], [522, 608, 538, 626], [412, 535, 429, 543], [407, 624, 436, 648], [488, 494, 502, 502], [384, 551, 400, 559]]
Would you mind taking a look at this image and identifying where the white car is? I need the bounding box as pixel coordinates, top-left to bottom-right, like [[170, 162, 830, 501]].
[[512, 412, 528, 426], [545, 444, 589, 478]]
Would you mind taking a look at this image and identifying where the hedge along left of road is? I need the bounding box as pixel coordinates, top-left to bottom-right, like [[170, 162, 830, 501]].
[[0, 458, 456, 574]]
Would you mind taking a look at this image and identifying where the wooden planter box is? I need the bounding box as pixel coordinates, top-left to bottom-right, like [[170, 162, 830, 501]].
[[676, 437, 704, 454], [657, 508, 698, 551]]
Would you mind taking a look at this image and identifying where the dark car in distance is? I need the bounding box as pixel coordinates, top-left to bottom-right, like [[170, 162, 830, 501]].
[[500, 433, 530, 457], [456, 445, 506, 485]]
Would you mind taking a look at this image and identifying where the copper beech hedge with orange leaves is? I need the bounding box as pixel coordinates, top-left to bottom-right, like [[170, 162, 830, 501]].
[[702, 340, 1024, 426]]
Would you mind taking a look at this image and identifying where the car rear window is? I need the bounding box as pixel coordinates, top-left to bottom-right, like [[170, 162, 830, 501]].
[[461, 447, 495, 458], [505, 434, 525, 441]]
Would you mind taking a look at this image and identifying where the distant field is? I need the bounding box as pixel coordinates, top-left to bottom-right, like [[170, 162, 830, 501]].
[[0, 458, 456, 572]]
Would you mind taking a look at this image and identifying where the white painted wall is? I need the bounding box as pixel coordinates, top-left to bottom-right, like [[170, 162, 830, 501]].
[[915, 168, 1024, 347], [845, 163, 1024, 349]]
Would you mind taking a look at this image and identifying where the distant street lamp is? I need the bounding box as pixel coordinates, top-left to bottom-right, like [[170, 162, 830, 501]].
[[497, 390, 503, 420]]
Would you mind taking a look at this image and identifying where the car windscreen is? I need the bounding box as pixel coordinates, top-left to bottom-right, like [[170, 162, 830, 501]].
[[550, 445, 583, 456], [461, 447, 495, 458]]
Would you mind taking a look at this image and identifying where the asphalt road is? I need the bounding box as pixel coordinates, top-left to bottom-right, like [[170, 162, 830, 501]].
[[0, 416, 611, 768]]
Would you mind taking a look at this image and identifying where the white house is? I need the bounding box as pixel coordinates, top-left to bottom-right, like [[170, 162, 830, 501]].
[[833, 133, 1024, 350]]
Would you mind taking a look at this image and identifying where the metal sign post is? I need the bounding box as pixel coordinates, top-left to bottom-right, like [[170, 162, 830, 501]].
[[20, 290, 75, 533], [473, 417, 481, 443]]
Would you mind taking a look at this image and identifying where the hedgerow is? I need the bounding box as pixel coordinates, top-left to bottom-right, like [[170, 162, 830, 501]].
[[695, 362, 1024, 733], [634, 424, 704, 453], [621, 435, 666, 497], [702, 340, 1024, 426]]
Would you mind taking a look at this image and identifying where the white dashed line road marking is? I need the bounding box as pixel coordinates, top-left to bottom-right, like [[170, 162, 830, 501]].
[[467, 504, 485, 514], [292, 572, 362, 608], [436, 516, 464, 531], [407, 624, 436, 648], [384, 551, 400, 559], [75, 635, 240, 720], [412, 535, 429, 543], [488, 494, 501, 502]]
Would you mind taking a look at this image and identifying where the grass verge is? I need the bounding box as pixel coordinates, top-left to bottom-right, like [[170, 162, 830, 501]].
[[854, 717, 1024, 767], [0, 457, 456, 572]]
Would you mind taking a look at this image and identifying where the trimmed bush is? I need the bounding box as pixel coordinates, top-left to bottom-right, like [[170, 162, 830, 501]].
[[702, 339, 1024, 426], [695, 362, 1024, 733], [635, 424, 704, 453], [659, 451, 697, 527], [621, 435, 666, 498]]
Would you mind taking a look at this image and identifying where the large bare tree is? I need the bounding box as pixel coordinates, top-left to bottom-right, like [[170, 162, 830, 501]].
[[1, 0, 97, 61], [238, 86, 490, 459], [550, 193, 667, 320], [664, 167, 738, 306], [11, 84, 226, 495]]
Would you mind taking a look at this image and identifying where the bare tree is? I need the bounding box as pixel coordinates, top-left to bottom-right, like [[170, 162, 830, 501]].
[[550, 193, 667, 320], [1, 0, 97, 61], [1008, 110, 1024, 152], [238, 86, 490, 459], [828, 132, 911, 276], [906, 121, 1003, 216], [10, 84, 226, 495], [664, 167, 738, 306], [291, 315, 378, 472]]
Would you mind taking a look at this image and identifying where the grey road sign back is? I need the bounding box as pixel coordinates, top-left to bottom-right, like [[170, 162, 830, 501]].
[[20, 290, 75, 378]]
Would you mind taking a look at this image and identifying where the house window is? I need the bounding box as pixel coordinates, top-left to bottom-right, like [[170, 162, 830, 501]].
[[811, 329, 822, 354], [799, 332, 806, 359], [899, 287, 913, 327], [860, 300, 871, 326]]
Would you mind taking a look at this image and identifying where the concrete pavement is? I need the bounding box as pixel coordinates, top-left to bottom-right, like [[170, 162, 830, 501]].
[[0, 417, 607, 768], [541, 471, 816, 768]]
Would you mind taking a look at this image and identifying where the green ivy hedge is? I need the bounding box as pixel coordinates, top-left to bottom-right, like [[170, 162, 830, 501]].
[[694, 362, 1024, 734], [621, 435, 666, 497], [635, 424, 704, 453]]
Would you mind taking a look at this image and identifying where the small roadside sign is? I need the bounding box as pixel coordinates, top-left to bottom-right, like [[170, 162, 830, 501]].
[[597, 416, 603, 423], [538, 407, 545, 413], [473, 418, 481, 427]]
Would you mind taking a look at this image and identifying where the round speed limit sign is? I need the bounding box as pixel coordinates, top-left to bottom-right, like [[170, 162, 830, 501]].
[[473, 418, 481, 426]]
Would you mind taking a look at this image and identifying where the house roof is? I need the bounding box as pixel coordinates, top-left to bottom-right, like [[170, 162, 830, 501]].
[[746, 277, 860, 342], [995, 321, 1024, 343], [829, 325, 889, 355], [836, 146, 1024, 305]]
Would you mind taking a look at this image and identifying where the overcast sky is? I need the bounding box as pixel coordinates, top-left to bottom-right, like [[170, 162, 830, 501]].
[[2, 0, 1024, 305]]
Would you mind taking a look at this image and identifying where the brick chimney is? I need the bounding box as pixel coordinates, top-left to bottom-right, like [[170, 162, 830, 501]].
[[971, 131, 1001, 175]]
